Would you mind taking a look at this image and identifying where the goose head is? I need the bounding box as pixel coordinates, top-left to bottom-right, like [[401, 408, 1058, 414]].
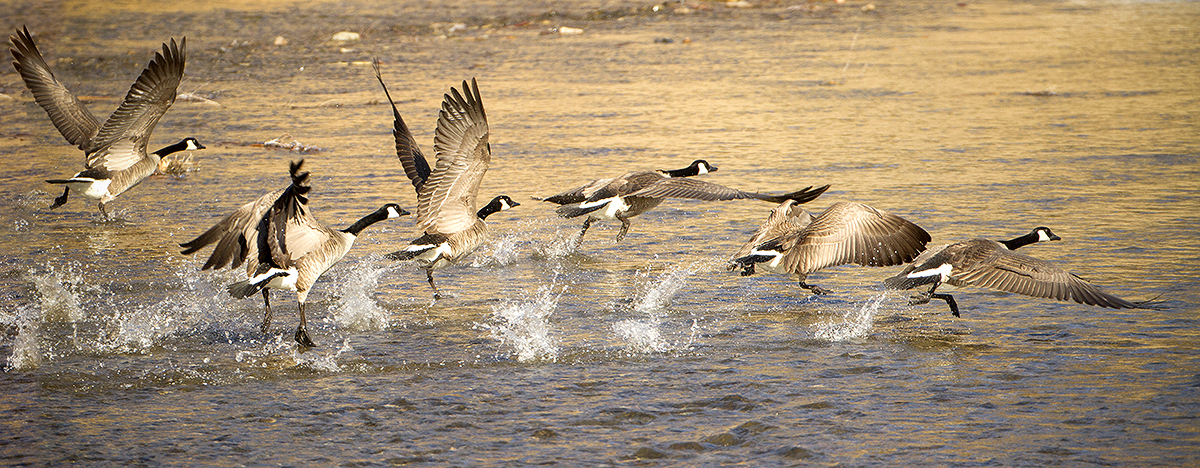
[[663, 160, 717, 177], [999, 226, 1062, 250], [478, 195, 520, 220]]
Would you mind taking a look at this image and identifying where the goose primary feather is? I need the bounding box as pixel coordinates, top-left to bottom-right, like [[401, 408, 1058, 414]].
[[731, 200, 931, 294], [373, 61, 517, 299], [179, 160, 408, 346], [9, 26, 203, 218], [884, 227, 1158, 316]]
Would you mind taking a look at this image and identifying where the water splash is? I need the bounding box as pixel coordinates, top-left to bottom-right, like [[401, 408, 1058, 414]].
[[479, 285, 560, 363], [331, 259, 395, 332], [530, 221, 586, 260], [613, 319, 668, 353], [632, 262, 701, 315], [99, 264, 236, 354], [470, 232, 522, 267], [615, 263, 707, 354], [28, 266, 84, 322], [295, 338, 352, 372], [811, 292, 886, 342], [3, 304, 42, 371]]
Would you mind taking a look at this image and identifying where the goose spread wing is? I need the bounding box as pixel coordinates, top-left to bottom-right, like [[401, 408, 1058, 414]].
[[265, 183, 330, 269], [419, 78, 490, 234], [88, 38, 185, 164], [949, 248, 1142, 309], [373, 61, 431, 192], [629, 178, 825, 203], [779, 202, 931, 274], [731, 200, 813, 259], [541, 177, 617, 205], [179, 187, 285, 271], [9, 26, 101, 149]]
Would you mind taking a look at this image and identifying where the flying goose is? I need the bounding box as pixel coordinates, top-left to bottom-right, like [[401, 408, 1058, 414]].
[[373, 62, 518, 299], [537, 161, 831, 244], [179, 160, 408, 347], [730, 200, 931, 294], [9, 26, 203, 218], [884, 227, 1156, 316]]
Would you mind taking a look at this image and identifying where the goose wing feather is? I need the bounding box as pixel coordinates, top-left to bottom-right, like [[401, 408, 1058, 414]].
[[265, 181, 331, 269], [373, 61, 431, 192], [179, 187, 285, 271], [9, 26, 101, 149], [541, 177, 618, 205], [419, 79, 490, 234], [947, 246, 1142, 309], [88, 38, 185, 169], [778, 202, 931, 274]]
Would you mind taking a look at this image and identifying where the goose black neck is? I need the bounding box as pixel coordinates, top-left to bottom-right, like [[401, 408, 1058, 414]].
[[152, 139, 194, 157], [342, 209, 392, 235], [999, 231, 1041, 250], [478, 202, 502, 220], [663, 165, 702, 178]]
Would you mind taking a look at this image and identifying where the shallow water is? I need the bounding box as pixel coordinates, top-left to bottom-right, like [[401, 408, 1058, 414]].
[[2, 0, 1198, 465]]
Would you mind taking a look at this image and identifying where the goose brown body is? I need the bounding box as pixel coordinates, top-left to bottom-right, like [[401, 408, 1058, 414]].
[[732, 201, 931, 294], [540, 161, 831, 243]]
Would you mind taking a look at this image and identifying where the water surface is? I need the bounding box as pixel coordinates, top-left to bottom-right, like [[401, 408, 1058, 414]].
[[1, 0, 1198, 465]]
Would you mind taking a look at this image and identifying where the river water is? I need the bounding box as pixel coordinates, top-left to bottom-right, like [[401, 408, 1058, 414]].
[[1, 0, 1198, 465]]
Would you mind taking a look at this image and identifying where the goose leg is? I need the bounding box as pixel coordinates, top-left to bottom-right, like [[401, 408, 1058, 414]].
[[260, 289, 273, 334], [426, 269, 443, 300], [574, 217, 594, 248], [50, 187, 70, 209], [908, 283, 961, 317], [798, 280, 831, 295], [295, 301, 316, 347], [98, 202, 109, 220], [614, 213, 632, 242], [930, 292, 961, 317]]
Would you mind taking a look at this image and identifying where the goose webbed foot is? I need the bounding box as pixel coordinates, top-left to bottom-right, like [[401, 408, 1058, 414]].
[[50, 187, 69, 209], [930, 293, 961, 317], [295, 326, 317, 348], [799, 281, 830, 295], [739, 263, 755, 276]]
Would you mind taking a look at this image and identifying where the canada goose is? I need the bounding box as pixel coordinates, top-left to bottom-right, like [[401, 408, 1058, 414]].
[[730, 200, 931, 294], [9, 26, 203, 218], [179, 160, 408, 347], [373, 61, 517, 299], [537, 161, 831, 244], [884, 227, 1156, 316]]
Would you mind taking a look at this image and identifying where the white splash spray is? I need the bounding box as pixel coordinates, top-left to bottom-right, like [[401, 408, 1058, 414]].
[[3, 305, 42, 371], [616, 262, 704, 354], [470, 232, 522, 267], [480, 285, 560, 363], [28, 266, 84, 322], [331, 260, 395, 332], [99, 264, 235, 354], [811, 292, 886, 342]]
